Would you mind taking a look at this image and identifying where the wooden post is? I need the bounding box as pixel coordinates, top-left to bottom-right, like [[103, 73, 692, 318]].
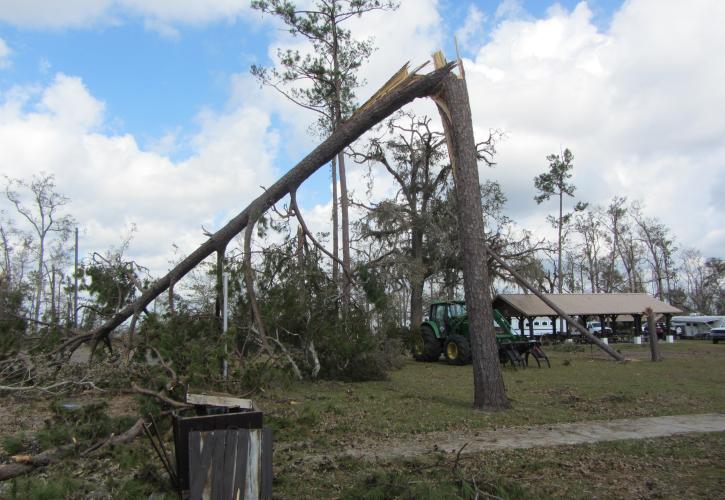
[[645, 307, 662, 361]]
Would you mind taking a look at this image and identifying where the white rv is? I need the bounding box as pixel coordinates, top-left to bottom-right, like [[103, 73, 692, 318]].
[[671, 315, 725, 339], [509, 317, 567, 337]]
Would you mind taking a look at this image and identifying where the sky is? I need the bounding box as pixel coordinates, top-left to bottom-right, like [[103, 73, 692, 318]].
[[0, 0, 723, 277]]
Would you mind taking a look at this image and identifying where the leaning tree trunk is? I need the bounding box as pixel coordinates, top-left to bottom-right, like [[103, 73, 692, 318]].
[[435, 65, 510, 411], [57, 62, 457, 356]]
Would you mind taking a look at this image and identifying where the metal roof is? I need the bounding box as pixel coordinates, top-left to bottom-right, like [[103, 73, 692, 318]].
[[492, 293, 682, 317]]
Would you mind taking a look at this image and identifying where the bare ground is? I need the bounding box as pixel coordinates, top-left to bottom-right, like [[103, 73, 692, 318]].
[[339, 413, 725, 461]]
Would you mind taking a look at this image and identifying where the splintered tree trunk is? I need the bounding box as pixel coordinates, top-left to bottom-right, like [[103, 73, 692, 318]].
[[435, 70, 510, 411]]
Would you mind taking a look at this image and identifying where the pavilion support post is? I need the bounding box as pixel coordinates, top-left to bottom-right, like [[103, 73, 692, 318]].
[[634, 315, 642, 337], [664, 314, 672, 340], [487, 251, 626, 362], [518, 316, 526, 336], [528, 319, 534, 339]]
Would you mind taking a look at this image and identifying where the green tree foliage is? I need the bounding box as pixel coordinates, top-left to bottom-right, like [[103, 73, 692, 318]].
[[251, 0, 393, 131], [251, 0, 398, 307], [533, 148, 587, 293]]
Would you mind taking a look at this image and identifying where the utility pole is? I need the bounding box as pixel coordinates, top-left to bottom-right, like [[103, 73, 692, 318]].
[[222, 271, 229, 380], [74, 227, 79, 328]]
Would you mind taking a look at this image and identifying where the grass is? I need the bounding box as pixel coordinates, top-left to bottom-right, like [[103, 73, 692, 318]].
[[258, 341, 725, 448], [1, 340, 723, 498], [273, 433, 725, 499]]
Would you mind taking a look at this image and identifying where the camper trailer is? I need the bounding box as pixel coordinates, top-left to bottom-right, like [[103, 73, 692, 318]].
[[509, 317, 567, 337], [671, 315, 725, 339]]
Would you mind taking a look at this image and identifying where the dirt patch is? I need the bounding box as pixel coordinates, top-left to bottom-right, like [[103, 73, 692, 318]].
[[339, 413, 725, 461]]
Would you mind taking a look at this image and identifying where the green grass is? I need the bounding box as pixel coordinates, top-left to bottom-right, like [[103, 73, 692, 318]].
[[257, 341, 725, 448], [261, 341, 725, 498], [274, 432, 725, 499], [2, 341, 723, 499]]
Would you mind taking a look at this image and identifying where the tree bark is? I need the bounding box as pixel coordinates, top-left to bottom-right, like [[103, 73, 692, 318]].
[[331, 156, 339, 285], [646, 307, 662, 362], [64, 63, 455, 355], [215, 244, 226, 332], [338, 151, 352, 309], [409, 227, 425, 332], [435, 69, 510, 411]]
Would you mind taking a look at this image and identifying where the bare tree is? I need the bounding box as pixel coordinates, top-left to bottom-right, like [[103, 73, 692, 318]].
[[4, 174, 74, 328], [632, 204, 676, 301]]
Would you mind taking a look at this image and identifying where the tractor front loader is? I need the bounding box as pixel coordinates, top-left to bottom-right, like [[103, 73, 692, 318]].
[[413, 300, 550, 369]]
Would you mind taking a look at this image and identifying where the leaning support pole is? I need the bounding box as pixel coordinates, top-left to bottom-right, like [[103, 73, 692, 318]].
[[487, 251, 626, 362], [57, 62, 457, 356]]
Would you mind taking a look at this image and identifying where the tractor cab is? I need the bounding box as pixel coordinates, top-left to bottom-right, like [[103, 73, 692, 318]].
[[428, 301, 466, 336]]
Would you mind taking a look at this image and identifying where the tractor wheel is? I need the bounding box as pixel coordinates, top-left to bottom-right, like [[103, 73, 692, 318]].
[[414, 325, 441, 362], [444, 335, 471, 365]]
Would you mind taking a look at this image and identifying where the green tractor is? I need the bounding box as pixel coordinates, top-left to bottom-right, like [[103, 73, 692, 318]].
[[413, 300, 550, 368]]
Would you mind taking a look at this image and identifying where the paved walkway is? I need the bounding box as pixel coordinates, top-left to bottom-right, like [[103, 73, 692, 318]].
[[343, 413, 725, 460]]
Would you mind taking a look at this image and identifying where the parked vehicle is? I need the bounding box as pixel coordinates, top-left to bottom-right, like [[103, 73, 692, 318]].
[[586, 321, 613, 336], [641, 322, 667, 339], [671, 315, 725, 339], [413, 300, 550, 368], [708, 320, 725, 344]]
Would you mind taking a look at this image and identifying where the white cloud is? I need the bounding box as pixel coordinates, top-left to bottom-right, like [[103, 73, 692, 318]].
[[463, 0, 725, 257], [38, 73, 105, 130], [0, 38, 10, 68], [495, 0, 527, 21], [119, 0, 248, 25], [0, 0, 114, 29], [0, 73, 279, 274], [455, 4, 486, 53], [0, 0, 249, 29]]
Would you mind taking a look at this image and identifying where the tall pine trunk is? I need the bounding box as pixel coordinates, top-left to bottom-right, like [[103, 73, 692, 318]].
[[435, 67, 510, 410], [331, 157, 339, 285], [338, 151, 352, 309]]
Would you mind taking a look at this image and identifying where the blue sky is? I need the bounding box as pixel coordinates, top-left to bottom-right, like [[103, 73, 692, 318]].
[[1, 0, 723, 275], [0, 0, 623, 156]]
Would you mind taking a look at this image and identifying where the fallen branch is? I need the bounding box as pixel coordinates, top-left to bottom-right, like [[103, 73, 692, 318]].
[[269, 330, 303, 381], [290, 190, 353, 281], [0, 418, 146, 481], [63, 62, 456, 358], [130, 383, 191, 409], [83, 418, 145, 457], [0, 378, 105, 395]]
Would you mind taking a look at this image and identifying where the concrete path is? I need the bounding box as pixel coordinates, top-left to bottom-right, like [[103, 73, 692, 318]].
[[344, 413, 725, 460]]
